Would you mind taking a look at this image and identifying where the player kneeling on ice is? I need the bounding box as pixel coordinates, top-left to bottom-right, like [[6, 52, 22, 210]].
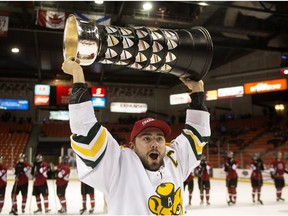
[[62, 57, 211, 215]]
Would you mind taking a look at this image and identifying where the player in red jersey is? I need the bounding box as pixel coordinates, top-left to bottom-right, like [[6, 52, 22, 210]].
[[196, 155, 212, 205], [270, 152, 288, 201], [31, 154, 51, 213], [250, 153, 264, 205], [224, 151, 238, 205], [0, 156, 8, 213], [9, 153, 32, 215], [56, 156, 70, 214], [184, 171, 194, 205], [79, 182, 95, 214]]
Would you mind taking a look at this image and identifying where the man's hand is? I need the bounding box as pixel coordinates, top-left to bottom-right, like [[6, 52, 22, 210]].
[[179, 77, 204, 93], [61, 57, 85, 83]]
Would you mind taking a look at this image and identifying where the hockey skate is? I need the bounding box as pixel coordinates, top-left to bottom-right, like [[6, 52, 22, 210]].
[[258, 199, 263, 205], [45, 208, 51, 213], [80, 208, 87, 215], [58, 207, 67, 214], [227, 200, 235, 205], [89, 208, 94, 214], [9, 208, 18, 215], [277, 197, 285, 202], [33, 208, 42, 213]]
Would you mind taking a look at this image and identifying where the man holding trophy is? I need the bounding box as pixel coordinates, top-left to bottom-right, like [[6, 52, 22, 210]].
[[62, 14, 212, 215]]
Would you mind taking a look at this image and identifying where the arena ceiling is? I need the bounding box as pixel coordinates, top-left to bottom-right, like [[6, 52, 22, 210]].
[[1, 1, 288, 87]]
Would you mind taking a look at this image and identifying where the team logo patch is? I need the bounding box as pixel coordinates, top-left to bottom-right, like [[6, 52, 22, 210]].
[[148, 182, 182, 215]]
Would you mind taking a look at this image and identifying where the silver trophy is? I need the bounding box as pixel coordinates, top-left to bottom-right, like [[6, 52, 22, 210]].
[[63, 14, 213, 80]]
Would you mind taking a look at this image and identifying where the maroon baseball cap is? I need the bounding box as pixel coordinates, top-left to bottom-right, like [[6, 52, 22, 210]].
[[130, 118, 171, 142]]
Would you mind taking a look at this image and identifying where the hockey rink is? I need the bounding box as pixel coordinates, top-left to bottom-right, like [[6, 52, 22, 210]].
[[1, 178, 288, 215]]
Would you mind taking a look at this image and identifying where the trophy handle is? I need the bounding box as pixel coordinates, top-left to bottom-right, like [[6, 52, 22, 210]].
[[63, 14, 213, 80]]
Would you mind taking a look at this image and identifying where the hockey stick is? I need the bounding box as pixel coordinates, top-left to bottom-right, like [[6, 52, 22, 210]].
[[28, 180, 33, 214], [51, 166, 58, 214], [198, 176, 204, 205], [28, 165, 37, 214], [10, 174, 19, 214]]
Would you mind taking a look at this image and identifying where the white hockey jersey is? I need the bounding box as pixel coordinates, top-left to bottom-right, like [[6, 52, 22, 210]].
[[69, 101, 210, 215]]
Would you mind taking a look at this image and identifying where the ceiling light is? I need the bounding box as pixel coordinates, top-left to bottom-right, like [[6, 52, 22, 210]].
[[280, 69, 288, 75], [143, 2, 152, 11], [275, 104, 285, 111], [94, 0, 103, 5], [198, 2, 208, 6], [11, 47, 19, 53]]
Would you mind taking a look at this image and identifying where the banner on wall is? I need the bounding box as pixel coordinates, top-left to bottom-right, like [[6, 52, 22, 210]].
[[0, 99, 29, 110], [0, 12, 9, 37], [206, 90, 218, 101], [92, 97, 106, 108], [244, 78, 287, 94], [169, 93, 191, 105], [34, 84, 50, 106], [218, 86, 244, 99], [34, 95, 49, 106], [74, 12, 111, 25], [36, 9, 67, 29], [34, 84, 50, 96], [110, 102, 147, 113], [56, 86, 72, 105], [91, 87, 106, 97]]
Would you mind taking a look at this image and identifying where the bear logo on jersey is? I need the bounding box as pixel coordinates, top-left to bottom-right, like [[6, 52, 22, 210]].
[[148, 182, 182, 215]]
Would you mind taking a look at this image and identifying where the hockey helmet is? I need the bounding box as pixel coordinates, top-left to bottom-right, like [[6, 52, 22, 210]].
[[36, 154, 43, 162], [19, 153, 26, 162], [227, 151, 234, 159], [276, 151, 282, 160], [253, 152, 260, 160], [59, 155, 69, 164]]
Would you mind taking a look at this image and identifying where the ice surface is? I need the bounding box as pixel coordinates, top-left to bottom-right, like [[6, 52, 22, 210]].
[[1, 179, 287, 215]]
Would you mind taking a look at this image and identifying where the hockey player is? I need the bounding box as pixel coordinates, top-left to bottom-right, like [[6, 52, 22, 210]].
[[250, 153, 264, 204], [10, 153, 31, 215], [184, 171, 194, 205], [31, 154, 50, 213], [0, 156, 8, 213], [79, 182, 95, 214], [196, 155, 211, 205], [61, 57, 210, 214], [55, 156, 70, 214], [224, 151, 238, 205], [270, 152, 288, 201]]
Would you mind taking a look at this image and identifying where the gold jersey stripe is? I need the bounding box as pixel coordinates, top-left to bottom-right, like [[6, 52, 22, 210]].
[[186, 130, 205, 155], [71, 129, 107, 158]]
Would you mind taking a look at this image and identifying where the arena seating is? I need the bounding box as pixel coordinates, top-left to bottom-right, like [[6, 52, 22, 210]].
[[2, 114, 286, 169], [41, 122, 71, 137], [0, 122, 32, 166]]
